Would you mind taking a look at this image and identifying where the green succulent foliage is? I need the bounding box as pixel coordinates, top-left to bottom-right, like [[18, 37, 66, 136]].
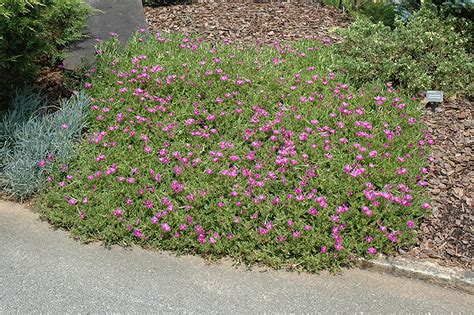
[[0, 89, 90, 200], [335, 7, 474, 97]]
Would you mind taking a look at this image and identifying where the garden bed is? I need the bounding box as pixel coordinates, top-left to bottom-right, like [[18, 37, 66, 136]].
[[144, 1, 473, 271]]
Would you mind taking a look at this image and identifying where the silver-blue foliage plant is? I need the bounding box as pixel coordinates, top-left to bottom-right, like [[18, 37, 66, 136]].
[[0, 89, 90, 200]]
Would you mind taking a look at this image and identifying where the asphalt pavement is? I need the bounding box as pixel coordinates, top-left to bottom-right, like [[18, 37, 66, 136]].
[[1, 200, 472, 313]]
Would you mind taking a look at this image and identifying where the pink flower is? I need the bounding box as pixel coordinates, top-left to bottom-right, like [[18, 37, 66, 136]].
[[387, 233, 398, 243], [161, 223, 171, 233], [368, 247, 377, 255], [171, 181, 184, 193], [406, 220, 415, 228], [397, 168, 408, 175], [369, 150, 378, 158], [145, 200, 154, 209], [362, 206, 372, 217], [133, 229, 143, 238], [258, 227, 268, 235], [308, 208, 319, 216], [37, 160, 46, 168], [112, 208, 124, 217]]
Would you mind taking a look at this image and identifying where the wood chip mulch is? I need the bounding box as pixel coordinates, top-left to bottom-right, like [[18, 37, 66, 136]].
[[405, 98, 473, 271], [35, 68, 72, 102], [144, 2, 350, 44], [144, 2, 472, 271]]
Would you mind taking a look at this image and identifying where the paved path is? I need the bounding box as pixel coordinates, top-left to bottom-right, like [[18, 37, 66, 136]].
[[1, 200, 472, 313], [63, 0, 147, 70]]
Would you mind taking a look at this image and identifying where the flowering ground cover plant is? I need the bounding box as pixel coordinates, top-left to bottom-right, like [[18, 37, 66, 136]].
[[40, 32, 433, 271]]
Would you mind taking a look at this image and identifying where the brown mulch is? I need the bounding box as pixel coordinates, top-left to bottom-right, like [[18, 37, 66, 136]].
[[405, 98, 473, 271], [145, 2, 350, 44], [145, 2, 473, 271], [34, 68, 72, 102]]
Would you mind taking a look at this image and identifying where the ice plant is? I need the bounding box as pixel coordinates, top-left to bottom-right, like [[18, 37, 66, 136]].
[[40, 32, 432, 272]]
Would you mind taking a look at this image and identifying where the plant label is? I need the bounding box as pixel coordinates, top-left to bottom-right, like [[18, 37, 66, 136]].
[[426, 90, 443, 103]]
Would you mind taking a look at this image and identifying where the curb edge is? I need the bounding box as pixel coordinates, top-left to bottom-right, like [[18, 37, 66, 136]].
[[356, 255, 473, 295]]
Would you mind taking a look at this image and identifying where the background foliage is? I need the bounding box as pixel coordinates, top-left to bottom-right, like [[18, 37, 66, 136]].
[[335, 7, 473, 97], [0, 0, 93, 108]]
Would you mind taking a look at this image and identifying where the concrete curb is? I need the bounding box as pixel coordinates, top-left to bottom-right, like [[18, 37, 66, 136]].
[[356, 255, 474, 295]]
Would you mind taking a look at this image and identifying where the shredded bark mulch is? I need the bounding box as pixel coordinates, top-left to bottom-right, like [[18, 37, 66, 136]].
[[145, 2, 349, 44], [35, 68, 72, 101], [405, 98, 473, 271]]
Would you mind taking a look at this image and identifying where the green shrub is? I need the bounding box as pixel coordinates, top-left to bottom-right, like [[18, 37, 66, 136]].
[[360, 1, 396, 28], [0, 0, 93, 107], [394, 1, 474, 53], [335, 8, 474, 97], [440, 1, 474, 53], [0, 89, 90, 200]]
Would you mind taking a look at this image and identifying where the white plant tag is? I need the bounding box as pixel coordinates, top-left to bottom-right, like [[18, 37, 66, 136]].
[[426, 90, 444, 103]]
